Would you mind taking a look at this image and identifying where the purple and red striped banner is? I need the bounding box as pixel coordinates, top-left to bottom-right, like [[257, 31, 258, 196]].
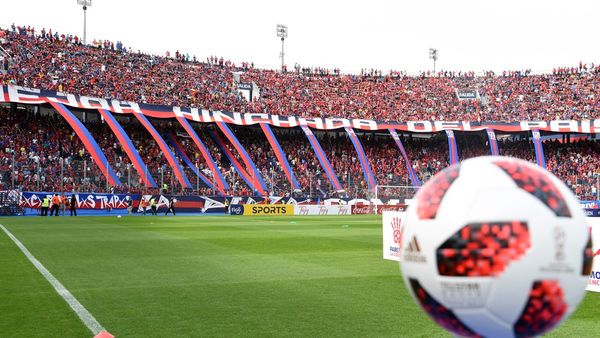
[[300, 126, 343, 191], [216, 122, 268, 193], [446, 130, 460, 165], [532, 129, 547, 169], [97, 109, 157, 188], [49, 102, 121, 187], [209, 130, 265, 195], [174, 116, 229, 191], [344, 127, 376, 192], [388, 129, 422, 188], [166, 133, 222, 194], [486, 128, 500, 156], [259, 123, 300, 190], [132, 112, 192, 188]]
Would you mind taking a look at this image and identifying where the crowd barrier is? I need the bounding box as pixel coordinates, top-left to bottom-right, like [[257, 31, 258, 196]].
[[16, 192, 599, 216]]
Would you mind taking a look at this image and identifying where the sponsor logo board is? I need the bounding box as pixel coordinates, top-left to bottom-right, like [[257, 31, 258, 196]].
[[382, 211, 407, 261], [293, 205, 350, 216], [229, 204, 244, 215], [243, 204, 294, 216], [587, 218, 600, 292], [352, 204, 406, 215]]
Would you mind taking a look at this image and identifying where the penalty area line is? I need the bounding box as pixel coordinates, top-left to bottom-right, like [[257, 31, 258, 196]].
[[0, 224, 112, 338]]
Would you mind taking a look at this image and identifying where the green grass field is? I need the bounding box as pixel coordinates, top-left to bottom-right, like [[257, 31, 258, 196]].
[[1, 215, 599, 337]]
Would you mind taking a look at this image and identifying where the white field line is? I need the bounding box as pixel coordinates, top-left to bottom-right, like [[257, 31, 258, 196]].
[[0, 224, 105, 335]]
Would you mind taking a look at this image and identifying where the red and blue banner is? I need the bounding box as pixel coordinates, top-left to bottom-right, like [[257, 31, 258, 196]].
[[3, 86, 600, 133], [174, 116, 228, 191], [165, 133, 221, 194], [344, 127, 376, 192], [532, 129, 547, 169], [446, 130, 459, 165], [259, 123, 301, 190], [486, 128, 500, 156], [215, 122, 268, 193], [531, 129, 547, 169], [132, 112, 192, 188], [388, 129, 422, 188], [20, 191, 134, 210], [300, 126, 344, 192], [208, 130, 266, 195], [97, 109, 157, 188], [49, 102, 121, 186]]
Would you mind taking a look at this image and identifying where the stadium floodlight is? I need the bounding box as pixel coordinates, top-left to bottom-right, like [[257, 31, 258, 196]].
[[428, 48, 438, 74], [77, 0, 92, 45], [276, 24, 288, 71]]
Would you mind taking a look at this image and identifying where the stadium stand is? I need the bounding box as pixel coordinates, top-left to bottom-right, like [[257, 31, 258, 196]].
[[1, 25, 599, 121], [0, 25, 598, 201]]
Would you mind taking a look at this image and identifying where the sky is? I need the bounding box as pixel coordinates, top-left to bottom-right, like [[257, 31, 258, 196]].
[[1, 0, 599, 74]]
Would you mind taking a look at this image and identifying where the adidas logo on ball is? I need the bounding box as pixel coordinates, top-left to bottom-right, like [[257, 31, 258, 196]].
[[403, 236, 427, 263]]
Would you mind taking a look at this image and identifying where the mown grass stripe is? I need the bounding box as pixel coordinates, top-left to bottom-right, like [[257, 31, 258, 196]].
[[0, 223, 106, 336]]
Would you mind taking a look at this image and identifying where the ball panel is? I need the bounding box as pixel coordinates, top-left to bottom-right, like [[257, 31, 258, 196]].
[[513, 280, 566, 338], [434, 278, 494, 309], [433, 158, 522, 243], [408, 278, 482, 338], [416, 164, 461, 220], [436, 221, 531, 277], [492, 159, 571, 217], [454, 308, 514, 338]]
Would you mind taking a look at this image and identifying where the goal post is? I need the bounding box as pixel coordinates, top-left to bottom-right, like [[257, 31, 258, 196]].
[[374, 185, 420, 214]]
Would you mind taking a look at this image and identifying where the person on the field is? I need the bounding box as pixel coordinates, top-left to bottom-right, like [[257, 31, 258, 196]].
[[165, 197, 176, 216], [50, 194, 60, 216], [60, 194, 67, 216], [224, 198, 230, 215], [69, 194, 77, 216], [126, 195, 133, 215], [40, 196, 50, 216], [150, 197, 157, 215], [140, 197, 148, 216]]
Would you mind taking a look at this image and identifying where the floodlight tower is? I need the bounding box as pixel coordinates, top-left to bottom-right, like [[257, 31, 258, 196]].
[[276, 24, 288, 71], [77, 0, 92, 45], [429, 48, 438, 74]]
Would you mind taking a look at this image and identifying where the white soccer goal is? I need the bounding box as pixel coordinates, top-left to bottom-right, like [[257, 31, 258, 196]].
[[374, 185, 420, 213]]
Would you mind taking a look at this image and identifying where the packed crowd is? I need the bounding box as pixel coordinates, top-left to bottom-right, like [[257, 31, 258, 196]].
[[0, 24, 598, 200], [545, 139, 599, 201], [1, 25, 600, 123], [0, 107, 119, 194], [1, 106, 597, 200]]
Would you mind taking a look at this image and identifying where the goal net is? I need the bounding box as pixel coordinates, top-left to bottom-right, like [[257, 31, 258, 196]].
[[374, 185, 420, 204]]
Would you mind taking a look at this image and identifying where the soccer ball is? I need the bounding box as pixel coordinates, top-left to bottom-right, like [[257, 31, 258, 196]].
[[400, 156, 592, 338], [117, 215, 122, 219]]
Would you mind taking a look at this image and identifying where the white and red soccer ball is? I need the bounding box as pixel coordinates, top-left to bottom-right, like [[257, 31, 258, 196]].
[[400, 156, 592, 338]]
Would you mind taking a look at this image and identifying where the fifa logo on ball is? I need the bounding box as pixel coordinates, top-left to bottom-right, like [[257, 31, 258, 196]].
[[553, 226, 566, 262]]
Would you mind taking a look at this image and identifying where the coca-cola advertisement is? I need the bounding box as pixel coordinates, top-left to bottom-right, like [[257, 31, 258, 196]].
[[351, 204, 406, 214]]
